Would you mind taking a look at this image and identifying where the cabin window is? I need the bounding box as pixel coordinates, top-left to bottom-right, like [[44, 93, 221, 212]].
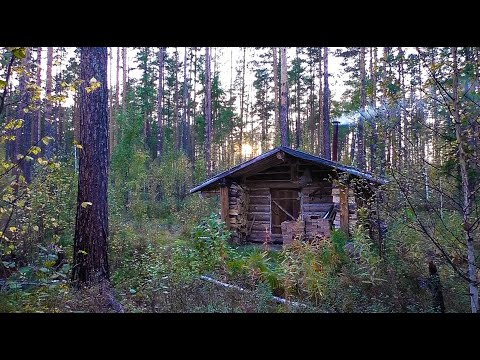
[[270, 189, 300, 234]]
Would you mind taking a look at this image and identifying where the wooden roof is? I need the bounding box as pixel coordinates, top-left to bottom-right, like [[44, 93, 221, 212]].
[[190, 146, 386, 193]]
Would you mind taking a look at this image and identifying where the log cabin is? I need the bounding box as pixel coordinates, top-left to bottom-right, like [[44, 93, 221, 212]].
[[190, 146, 386, 246]]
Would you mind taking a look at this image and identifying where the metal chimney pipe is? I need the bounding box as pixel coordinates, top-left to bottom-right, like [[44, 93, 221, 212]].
[[332, 120, 339, 161]]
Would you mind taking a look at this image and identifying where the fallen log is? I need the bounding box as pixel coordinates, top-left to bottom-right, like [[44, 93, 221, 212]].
[[199, 275, 308, 309]]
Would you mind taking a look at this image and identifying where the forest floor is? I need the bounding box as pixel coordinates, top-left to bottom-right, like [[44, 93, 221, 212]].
[[0, 212, 471, 313]]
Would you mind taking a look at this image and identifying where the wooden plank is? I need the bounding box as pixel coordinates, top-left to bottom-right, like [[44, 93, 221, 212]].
[[272, 200, 295, 220], [249, 224, 271, 232], [340, 185, 349, 235], [302, 203, 335, 212], [248, 205, 270, 213], [302, 196, 333, 204], [248, 188, 269, 196], [220, 185, 230, 229], [249, 197, 270, 205], [248, 215, 256, 233], [247, 213, 270, 221], [246, 181, 302, 189]]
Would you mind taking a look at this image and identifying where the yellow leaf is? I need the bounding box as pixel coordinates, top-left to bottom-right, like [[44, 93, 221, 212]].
[[81, 202, 93, 208], [9, 226, 17, 232], [75, 144, 83, 149]]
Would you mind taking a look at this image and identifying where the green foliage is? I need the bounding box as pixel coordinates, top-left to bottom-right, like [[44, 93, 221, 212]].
[[281, 238, 341, 304], [186, 213, 231, 274]]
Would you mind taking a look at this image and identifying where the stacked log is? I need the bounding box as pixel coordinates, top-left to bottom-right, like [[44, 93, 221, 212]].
[[304, 216, 331, 240], [228, 182, 249, 244], [281, 220, 305, 247]]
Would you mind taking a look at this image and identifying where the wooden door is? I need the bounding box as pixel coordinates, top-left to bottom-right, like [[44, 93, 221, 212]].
[[270, 189, 300, 234]]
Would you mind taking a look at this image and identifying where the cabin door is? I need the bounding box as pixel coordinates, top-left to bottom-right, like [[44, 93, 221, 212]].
[[270, 189, 300, 234]]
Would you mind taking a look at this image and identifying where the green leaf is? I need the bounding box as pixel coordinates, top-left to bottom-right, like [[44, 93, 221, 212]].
[[12, 48, 26, 59], [41, 136, 54, 145], [405, 208, 415, 221], [0, 79, 6, 89], [18, 266, 31, 274]]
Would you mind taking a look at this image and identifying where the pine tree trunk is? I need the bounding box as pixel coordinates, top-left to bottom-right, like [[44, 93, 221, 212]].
[[204, 47, 212, 176], [431, 48, 439, 161], [44, 47, 54, 159], [309, 48, 315, 153], [181, 47, 189, 155], [16, 48, 32, 182], [108, 47, 114, 159], [239, 47, 246, 161], [451, 47, 478, 313], [295, 47, 301, 149], [33, 47, 42, 145], [322, 47, 331, 159], [279, 47, 288, 147], [122, 47, 127, 112], [115, 47, 120, 112], [157, 47, 164, 158], [192, 47, 197, 163], [369, 47, 378, 173], [357, 47, 366, 170], [272, 47, 280, 147], [397, 47, 405, 169], [55, 64, 63, 155], [317, 48, 323, 155], [72, 47, 110, 287], [174, 48, 179, 150]]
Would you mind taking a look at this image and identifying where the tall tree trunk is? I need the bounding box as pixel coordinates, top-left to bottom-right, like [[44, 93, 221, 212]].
[[16, 48, 32, 182], [72, 47, 110, 287], [174, 48, 179, 150], [108, 47, 114, 159], [33, 47, 42, 145], [239, 47, 246, 161], [357, 46, 366, 170], [397, 47, 405, 169], [44, 47, 54, 159], [55, 58, 63, 155], [115, 47, 120, 112], [181, 47, 189, 155], [451, 47, 478, 313], [317, 48, 323, 155], [122, 47, 127, 112], [272, 47, 280, 146], [157, 47, 164, 158], [191, 47, 197, 163], [431, 48, 439, 161], [369, 47, 378, 173], [322, 47, 331, 159], [295, 47, 301, 149], [279, 47, 288, 147], [308, 48, 315, 153], [204, 47, 212, 176]]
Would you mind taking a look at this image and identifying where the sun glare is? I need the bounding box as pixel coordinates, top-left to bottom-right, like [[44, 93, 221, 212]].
[[242, 143, 253, 158]]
